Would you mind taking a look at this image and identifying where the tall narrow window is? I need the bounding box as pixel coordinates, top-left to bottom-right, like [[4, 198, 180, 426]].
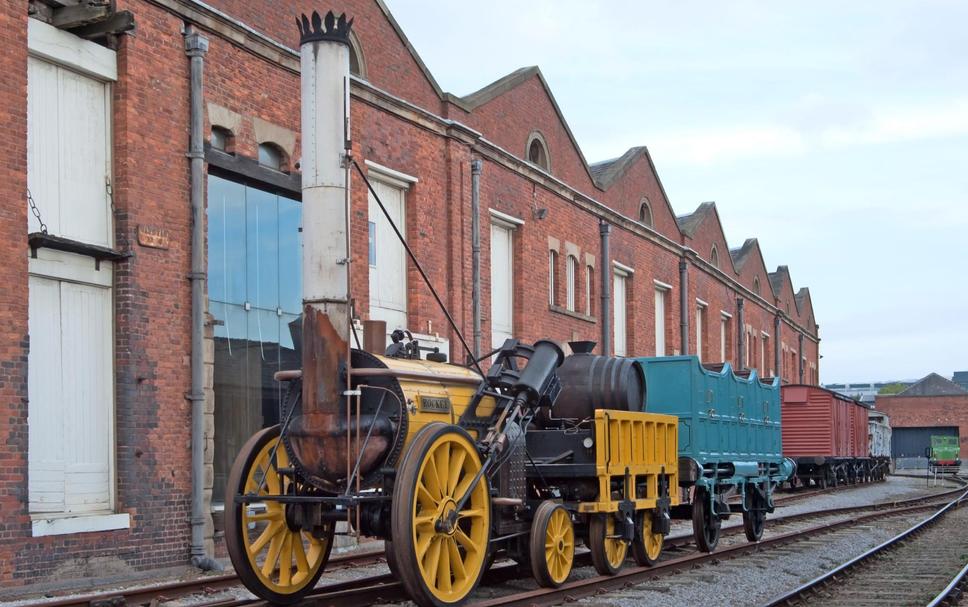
[[527, 132, 550, 171], [760, 333, 769, 375], [696, 303, 707, 361], [27, 37, 119, 524], [548, 249, 558, 306], [491, 222, 516, 349], [585, 266, 594, 316], [613, 271, 628, 356], [753, 276, 761, 296], [566, 255, 577, 311], [654, 288, 667, 356], [710, 245, 719, 269], [720, 313, 730, 362]]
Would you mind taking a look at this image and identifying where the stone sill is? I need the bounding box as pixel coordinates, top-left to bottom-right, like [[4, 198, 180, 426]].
[[549, 304, 596, 324], [31, 512, 130, 537]]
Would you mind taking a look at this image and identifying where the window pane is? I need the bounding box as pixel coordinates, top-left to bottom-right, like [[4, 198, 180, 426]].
[[278, 194, 302, 315], [246, 187, 279, 311], [207, 175, 246, 305], [368, 221, 377, 266]]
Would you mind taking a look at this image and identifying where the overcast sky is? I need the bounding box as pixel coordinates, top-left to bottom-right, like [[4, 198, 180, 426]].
[[386, 0, 968, 383]]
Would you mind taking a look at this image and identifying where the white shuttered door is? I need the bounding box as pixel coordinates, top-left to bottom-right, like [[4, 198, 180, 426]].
[[613, 273, 627, 356], [27, 57, 112, 246], [490, 224, 513, 349], [29, 270, 113, 514], [368, 180, 408, 333]]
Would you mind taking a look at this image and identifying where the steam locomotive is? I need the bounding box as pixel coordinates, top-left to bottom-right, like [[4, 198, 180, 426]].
[[223, 11, 789, 607]]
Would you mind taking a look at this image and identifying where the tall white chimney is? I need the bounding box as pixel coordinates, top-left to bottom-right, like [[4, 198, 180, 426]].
[[290, 10, 354, 488]]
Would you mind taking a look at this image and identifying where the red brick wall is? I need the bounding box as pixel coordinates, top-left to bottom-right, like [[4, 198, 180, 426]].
[[876, 395, 968, 457], [0, 1, 29, 586]]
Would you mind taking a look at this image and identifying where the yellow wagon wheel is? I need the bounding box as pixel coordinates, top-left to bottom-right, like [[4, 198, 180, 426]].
[[631, 510, 663, 566], [391, 423, 491, 607], [529, 501, 574, 587], [225, 426, 334, 604], [588, 514, 627, 576]]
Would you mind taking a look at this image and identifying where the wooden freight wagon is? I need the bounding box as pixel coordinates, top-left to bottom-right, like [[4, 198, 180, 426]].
[[781, 385, 885, 486]]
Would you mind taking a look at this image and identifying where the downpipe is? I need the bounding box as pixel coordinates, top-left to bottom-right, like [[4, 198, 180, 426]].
[[679, 258, 688, 355], [185, 27, 221, 572], [471, 159, 482, 359], [599, 220, 611, 355]]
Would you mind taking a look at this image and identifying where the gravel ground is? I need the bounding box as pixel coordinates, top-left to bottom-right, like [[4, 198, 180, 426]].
[[1, 475, 960, 607]]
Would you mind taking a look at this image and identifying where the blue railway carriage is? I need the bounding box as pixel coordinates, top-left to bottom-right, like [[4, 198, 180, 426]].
[[634, 356, 794, 551]]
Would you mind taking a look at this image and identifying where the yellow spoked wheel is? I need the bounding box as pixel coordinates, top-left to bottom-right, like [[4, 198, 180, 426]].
[[529, 501, 574, 587], [392, 423, 491, 607], [631, 510, 663, 566], [225, 426, 334, 604], [588, 514, 628, 576]]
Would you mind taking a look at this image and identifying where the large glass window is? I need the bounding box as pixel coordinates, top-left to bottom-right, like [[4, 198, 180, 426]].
[[208, 174, 301, 501]]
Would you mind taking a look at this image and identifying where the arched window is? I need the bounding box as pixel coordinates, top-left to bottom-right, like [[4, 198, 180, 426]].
[[710, 245, 719, 269], [638, 198, 653, 227], [348, 31, 366, 78], [258, 142, 287, 172], [753, 276, 760, 295], [548, 249, 558, 305], [586, 265, 594, 316], [526, 132, 550, 171], [210, 126, 234, 153], [566, 255, 577, 311]]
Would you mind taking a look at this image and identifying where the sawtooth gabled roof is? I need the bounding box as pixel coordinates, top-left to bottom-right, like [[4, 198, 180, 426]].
[[676, 201, 717, 238], [898, 373, 968, 397], [460, 66, 595, 184], [730, 238, 759, 272]]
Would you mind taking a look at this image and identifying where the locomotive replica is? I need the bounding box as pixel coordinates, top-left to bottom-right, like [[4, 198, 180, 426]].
[[224, 12, 681, 606]]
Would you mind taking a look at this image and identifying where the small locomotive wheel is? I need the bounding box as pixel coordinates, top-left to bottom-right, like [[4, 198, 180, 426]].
[[588, 514, 627, 575], [225, 425, 334, 604], [691, 488, 720, 553], [742, 492, 765, 542], [391, 423, 491, 607], [631, 510, 663, 566], [529, 501, 574, 587]]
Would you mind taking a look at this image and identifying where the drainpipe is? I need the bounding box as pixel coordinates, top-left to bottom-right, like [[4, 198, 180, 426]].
[[599, 220, 611, 356], [470, 159, 482, 359], [774, 314, 781, 379], [184, 27, 219, 571], [798, 332, 805, 383], [736, 297, 745, 371], [679, 258, 689, 355]]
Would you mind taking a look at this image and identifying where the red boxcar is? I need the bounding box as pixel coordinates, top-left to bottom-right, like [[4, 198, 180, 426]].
[[781, 385, 883, 486]]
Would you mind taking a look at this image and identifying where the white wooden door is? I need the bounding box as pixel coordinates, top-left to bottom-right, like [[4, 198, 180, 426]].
[[29, 272, 113, 514], [654, 289, 666, 356], [612, 273, 627, 356], [368, 180, 407, 332], [27, 56, 111, 247], [490, 224, 513, 349]]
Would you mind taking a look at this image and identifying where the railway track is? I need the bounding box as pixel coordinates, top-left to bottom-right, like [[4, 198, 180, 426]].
[[12, 478, 964, 607], [761, 490, 968, 606]]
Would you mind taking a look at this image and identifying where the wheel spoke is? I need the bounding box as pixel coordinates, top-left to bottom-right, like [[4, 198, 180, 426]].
[[247, 510, 282, 522], [293, 533, 310, 575], [278, 532, 293, 586], [416, 527, 436, 560], [417, 482, 439, 510], [437, 537, 452, 593], [447, 537, 466, 582], [248, 520, 283, 556], [261, 532, 284, 577], [448, 449, 466, 496], [457, 508, 484, 519], [436, 444, 451, 497], [424, 536, 442, 586], [423, 458, 444, 500], [454, 527, 480, 554]]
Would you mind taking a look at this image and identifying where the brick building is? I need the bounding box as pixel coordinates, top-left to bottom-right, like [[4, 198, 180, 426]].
[[1, 0, 820, 590], [876, 373, 968, 462]]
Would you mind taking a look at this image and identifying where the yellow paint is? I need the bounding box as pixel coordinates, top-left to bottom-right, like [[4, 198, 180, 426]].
[[241, 436, 329, 595], [410, 430, 490, 604], [578, 409, 680, 514]]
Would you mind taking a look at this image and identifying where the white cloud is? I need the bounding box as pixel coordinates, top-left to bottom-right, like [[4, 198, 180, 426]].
[[646, 125, 805, 165], [820, 98, 968, 147]]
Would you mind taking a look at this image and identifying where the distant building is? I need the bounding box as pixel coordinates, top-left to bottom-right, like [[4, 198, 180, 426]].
[[953, 371, 968, 393], [876, 372, 968, 469], [823, 380, 916, 404]]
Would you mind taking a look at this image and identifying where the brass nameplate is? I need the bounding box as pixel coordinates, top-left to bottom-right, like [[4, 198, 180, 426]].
[[138, 225, 170, 249], [419, 396, 452, 414]]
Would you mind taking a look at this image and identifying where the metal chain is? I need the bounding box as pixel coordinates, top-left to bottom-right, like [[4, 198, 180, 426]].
[[26, 187, 47, 234], [105, 175, 118, 216]]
